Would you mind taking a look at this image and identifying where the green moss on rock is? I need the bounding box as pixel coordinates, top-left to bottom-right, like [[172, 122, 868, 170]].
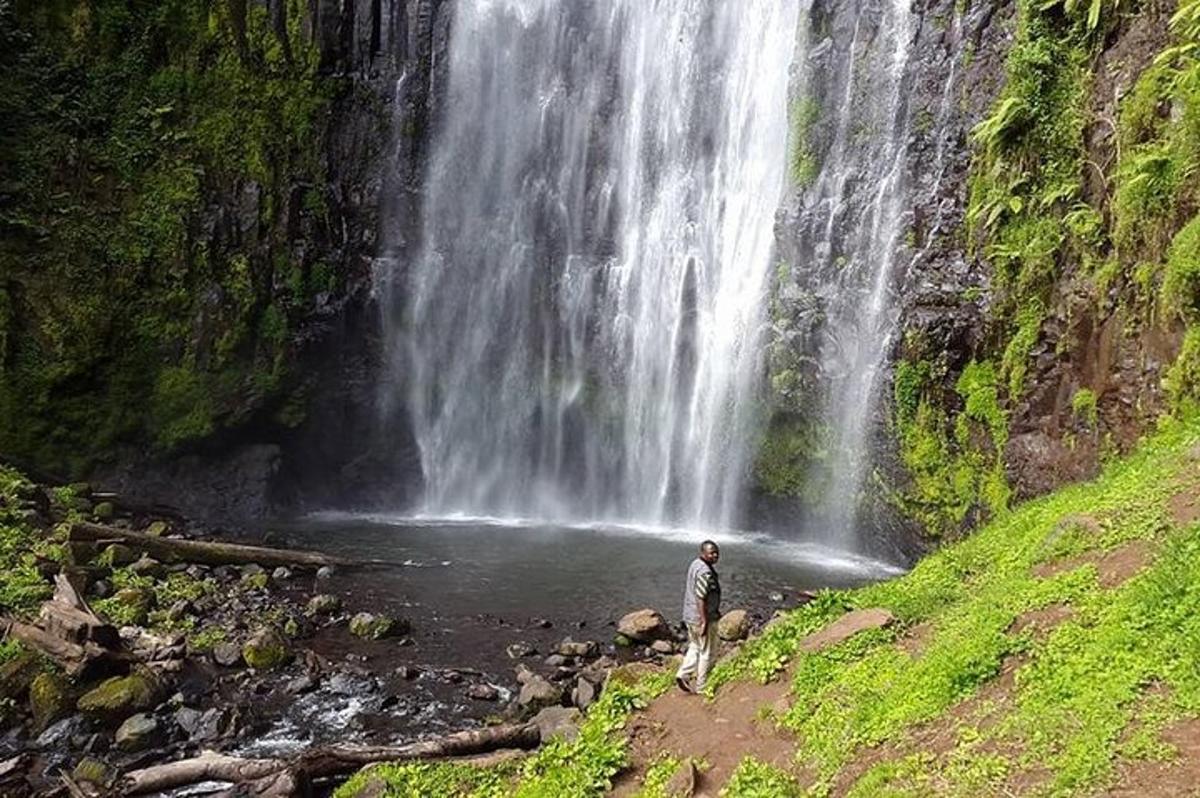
[[29, 671, 71, 730], [76, 668, 162, 722], [242, 626, 291, 670]]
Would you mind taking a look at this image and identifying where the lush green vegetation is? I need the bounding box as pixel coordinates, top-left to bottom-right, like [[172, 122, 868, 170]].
[[889, 354, 1010, 538], [0, 0, 335, 475], [707, 413, 1200, 796]]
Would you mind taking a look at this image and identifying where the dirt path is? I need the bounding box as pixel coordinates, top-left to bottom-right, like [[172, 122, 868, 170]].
[[610, 609, 895, 796]]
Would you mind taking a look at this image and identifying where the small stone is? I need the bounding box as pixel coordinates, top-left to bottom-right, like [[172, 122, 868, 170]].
[[242, 627, 291, 670], [241, 571, 269, 590], [571, 676, 596, 710], [530, 617, 552, 629], [349, 612, 408, 640], [91, 580, 112, 599], [613, 633, 634, 647], [103, 544, 139, 567], [145, 520, 170, 537], [617, 608, 669, 642], [651, 639, 675, 654], [518, 676, 563, 710], [241, 564, 266, 577], [316, 565, 336, 580], [305, 594, 342, 617], [514, 663, 537, 684], [664, 759, 698, 798], [769, 592, 785, 602], [72, 757, 113, 787], [272, 567, 292, 581], [544, 654, 569, 667], [466, 684, 499, 701], [213, 642, 243, 667], [557, 638, 598, 658], [395, 665, 418, 680], [92, 501, 115, 520], [115, 712, 158, 751], [128, 556, 166, 579], [718, 609, 752, 641], [506, 642, 536, 659], [166, 599, 193, 622], [285, 674, 318, 695]]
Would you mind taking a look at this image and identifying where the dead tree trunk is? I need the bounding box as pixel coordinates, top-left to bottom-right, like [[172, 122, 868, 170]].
[[70, 523, 353, 569], [121, 722, 542, 795]]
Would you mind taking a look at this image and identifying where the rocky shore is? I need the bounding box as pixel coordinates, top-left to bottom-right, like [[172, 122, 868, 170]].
[[0, 465, 782, 796]]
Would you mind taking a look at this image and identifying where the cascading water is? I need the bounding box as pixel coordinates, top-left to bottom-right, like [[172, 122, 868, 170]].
[[377, 0, 800, 530], [781, 0, 918, 548]]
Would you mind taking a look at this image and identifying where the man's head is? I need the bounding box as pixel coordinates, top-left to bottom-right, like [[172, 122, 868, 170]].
[[700, 540, 720, 565]]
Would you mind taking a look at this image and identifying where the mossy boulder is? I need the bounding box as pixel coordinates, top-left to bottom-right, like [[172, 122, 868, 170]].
[[77, 668, 163, 723], [72, 757, 114, 787], [145, 520, 170, 537], [349, 612, 408, 640], [102, 544, 140, 567], [305, 593, 341, 616], [0, 651, 42, 701], [107, 587, 155, 625], [92, 501, 115, 520], [29, 671, 71, 730], [242, 627, 291, 670]]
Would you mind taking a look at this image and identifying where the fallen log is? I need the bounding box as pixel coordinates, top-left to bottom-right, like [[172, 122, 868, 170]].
[[121, 722, 542, 795], [0, 617, 129, 680], [70, 522, 351, 569]]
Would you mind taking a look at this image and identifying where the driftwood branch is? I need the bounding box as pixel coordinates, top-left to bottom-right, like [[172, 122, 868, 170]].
[[122, 722, 542, 795], [70, 523, 351, 569], [0, 617, 129, 679]]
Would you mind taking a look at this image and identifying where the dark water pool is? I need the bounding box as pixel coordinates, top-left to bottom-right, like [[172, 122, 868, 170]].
[[275, 514, 904, 669]]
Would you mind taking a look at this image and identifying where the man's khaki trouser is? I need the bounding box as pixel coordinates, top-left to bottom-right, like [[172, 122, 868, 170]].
[[676, 620, 719, 689]]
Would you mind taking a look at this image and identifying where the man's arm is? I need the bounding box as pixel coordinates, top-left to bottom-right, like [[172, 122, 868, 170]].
[[699, 596, 708, 635]]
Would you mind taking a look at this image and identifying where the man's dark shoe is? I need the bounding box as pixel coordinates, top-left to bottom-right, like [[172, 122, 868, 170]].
[[675, 676, 694, 694]]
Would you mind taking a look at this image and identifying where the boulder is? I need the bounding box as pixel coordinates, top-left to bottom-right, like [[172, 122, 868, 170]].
[[272, 567, 292, 581], [571, 676, 596, 710], [517, 676, 563, 711], [349, 612, 409, 640], [544, 654, 569, 668], [530, 705, 581, 742], [557, 638, 598, 658], [651, 639, 676, 654], [77, 668, 163, 723], [617, 609, 669, 642], [92, 501, 115, 521], [115, 712, 159, 752], [305, 594, 342, 616], [242, 627, 291, 670], [0, 652, 42, 701], [29, 672, 71, 730], [718, 609, 752, 641]]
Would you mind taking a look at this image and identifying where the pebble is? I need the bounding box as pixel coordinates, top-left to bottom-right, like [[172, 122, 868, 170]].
[[466, 684, 499, 701], [316, 566, 336, 580]]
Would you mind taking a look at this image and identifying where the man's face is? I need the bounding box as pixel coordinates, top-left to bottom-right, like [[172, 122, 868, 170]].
[[702, 547, 720, 565]]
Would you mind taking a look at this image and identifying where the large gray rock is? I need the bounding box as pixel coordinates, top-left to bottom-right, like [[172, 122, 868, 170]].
[[115, 712, 159, 752], [531, 705, 581, 743], [617, 609, 669, 642]]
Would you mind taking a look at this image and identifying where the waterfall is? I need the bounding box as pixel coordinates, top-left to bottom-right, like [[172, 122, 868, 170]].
[[378, 0, 800, 529], [782, 0, 917, 547]]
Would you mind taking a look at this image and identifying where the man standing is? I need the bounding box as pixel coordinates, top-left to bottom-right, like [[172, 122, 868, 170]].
[[676, 540, 721, 693]]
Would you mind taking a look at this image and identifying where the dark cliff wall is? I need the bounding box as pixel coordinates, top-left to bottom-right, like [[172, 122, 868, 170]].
[[0, 0, 447, 523], [759, 0, 1199, 557]]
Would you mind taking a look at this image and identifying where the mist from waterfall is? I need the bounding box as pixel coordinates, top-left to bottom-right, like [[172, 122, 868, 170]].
[[784, 0, 918, 548], [377, 0, 800, 530]]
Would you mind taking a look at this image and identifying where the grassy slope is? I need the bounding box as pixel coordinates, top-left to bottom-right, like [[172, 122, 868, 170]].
[[337, 413, 1200, 797]]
